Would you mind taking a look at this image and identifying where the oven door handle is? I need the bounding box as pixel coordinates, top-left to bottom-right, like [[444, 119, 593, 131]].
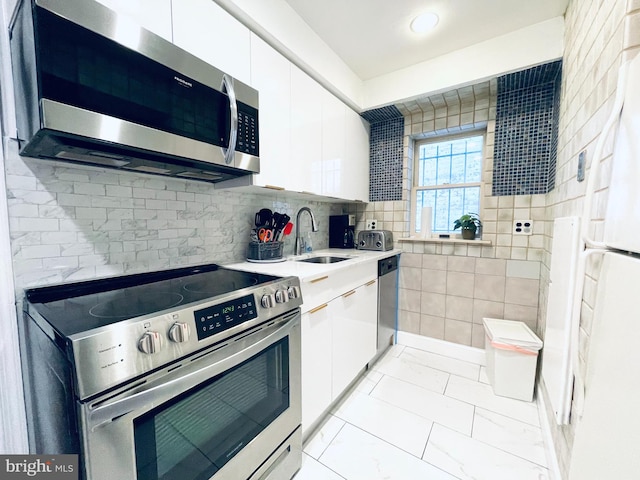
[[86, 314, 299, 428]]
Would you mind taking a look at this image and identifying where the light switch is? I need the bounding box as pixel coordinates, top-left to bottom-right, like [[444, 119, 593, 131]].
[[577, 151, 586, 182]]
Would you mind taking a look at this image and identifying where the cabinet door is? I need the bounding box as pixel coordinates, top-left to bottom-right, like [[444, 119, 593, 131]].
[[290, 65, 322, 194], [301, 305, 332, 435], [94, 0, 172, 40], [321, 91, 346, 197], [344, 109, 370, 202], [172, 0, 251, 84], [330, 280, 378, 399], [249, 34, 291, 189]]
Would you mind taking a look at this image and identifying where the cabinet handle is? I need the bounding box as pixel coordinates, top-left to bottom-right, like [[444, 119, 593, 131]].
[[310, 275, 329, 284], [365, 280, 376, 287], [309, 304, 328, 314], [342, 290, 356, 298]]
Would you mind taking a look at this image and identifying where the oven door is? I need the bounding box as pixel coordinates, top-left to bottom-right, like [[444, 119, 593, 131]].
[[78, 311, 301, 480]]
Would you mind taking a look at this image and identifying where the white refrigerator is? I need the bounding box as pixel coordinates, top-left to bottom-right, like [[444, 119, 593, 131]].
[[568, 53, 640, 479]]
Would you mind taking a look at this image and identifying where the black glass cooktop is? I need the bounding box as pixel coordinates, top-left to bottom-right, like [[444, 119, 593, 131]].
[[25, 264, 279, 337]]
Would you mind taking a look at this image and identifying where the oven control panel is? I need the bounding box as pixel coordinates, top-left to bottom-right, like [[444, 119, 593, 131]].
[[194, 293, 258, 341]]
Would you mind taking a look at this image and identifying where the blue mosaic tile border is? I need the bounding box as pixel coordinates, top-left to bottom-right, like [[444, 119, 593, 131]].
[[548, 71, 562, 192], [361, 105, 403, 123], [493, 60, 562, 196], [369, 117, 404, 202]]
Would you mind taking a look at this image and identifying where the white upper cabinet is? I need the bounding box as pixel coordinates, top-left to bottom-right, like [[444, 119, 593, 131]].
[[249, 34, 292, 190], [320, 91, 369, 202], [94, 0, 172, 40], [171, 0, 251, 84], [290, 65, 323, 195], [321, 90, 346, 198], [344, 110, 370, 202], [211, 30, 369, 201]]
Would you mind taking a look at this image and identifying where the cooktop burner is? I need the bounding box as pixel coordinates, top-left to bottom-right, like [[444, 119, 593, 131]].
[[183, 277, 258, 294], [25, 264, 281, 337], [89, 292, 185, 319]]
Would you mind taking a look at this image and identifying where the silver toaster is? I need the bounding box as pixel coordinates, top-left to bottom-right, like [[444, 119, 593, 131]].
[[357, 230, 393, 251]]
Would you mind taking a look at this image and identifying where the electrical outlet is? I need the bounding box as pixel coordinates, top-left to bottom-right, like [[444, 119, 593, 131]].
[[366, 219, 377, 230], [513, 220, 533, 235]]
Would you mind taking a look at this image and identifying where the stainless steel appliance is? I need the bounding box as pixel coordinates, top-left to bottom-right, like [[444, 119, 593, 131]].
[[329, 214, 356, 249], [372, 255, 399, 364], [9, 0, 259, 183], [357, 230, 393, 251], [21, 264, 302, 480]]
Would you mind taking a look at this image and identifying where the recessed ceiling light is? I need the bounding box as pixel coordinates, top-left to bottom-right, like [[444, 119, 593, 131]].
[[410, 12, 439, 34]]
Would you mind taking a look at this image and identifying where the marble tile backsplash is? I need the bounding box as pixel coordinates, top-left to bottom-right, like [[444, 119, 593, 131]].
[[3, 138, 342, 292]]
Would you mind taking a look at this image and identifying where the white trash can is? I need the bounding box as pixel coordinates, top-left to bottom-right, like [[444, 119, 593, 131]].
[[483, 318, 543, 402]]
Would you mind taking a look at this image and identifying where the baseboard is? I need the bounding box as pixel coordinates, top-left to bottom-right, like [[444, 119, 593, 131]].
[[535, 381, 563, 480], [396, 331, 487, 365]]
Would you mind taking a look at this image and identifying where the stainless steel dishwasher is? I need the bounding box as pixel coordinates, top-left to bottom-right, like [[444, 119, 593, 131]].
[[374, 254, 399, 362]]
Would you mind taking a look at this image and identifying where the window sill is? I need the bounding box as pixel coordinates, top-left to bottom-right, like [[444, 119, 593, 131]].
[[398, 237, 492, 246]]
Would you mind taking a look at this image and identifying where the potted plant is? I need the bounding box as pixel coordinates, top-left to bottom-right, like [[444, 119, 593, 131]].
[[453, 213, 482, 240]]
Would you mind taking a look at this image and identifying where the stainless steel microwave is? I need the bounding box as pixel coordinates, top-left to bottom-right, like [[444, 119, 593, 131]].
[[9, 0, 259, 183]]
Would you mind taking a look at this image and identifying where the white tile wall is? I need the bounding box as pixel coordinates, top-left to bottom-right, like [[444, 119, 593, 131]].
[[538, 0, 640, 477]]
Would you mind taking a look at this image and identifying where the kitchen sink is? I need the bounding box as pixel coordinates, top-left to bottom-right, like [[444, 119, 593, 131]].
[[296, 256, 350, 264]]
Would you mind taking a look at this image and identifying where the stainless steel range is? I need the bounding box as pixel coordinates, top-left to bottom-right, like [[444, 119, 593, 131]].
[[21, 264, 303, 480]]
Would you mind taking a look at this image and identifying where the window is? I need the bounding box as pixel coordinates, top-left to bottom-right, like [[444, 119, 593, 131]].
[[412, 133, 484, 235]]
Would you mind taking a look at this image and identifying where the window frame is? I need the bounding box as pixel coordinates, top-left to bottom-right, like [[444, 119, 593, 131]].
[[410, 130, 486, 236]]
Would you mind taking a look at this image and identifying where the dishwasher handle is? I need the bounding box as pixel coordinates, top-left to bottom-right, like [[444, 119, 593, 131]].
[[378, 254, 399, 276]]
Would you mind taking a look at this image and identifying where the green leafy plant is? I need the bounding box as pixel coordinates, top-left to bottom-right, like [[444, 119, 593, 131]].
[[453, 213, 482, 239]]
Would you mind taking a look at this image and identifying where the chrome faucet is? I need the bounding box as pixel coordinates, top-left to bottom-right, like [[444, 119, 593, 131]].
[[295, 207, 319, 255]]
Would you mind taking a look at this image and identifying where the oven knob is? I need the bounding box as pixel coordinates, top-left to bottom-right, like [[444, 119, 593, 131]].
[[261, 294, 276, 308], [168, 322, 190, 343], [287, 286, 301, 299], [275, 289, 289, 304], [138, 331, 162, 354]]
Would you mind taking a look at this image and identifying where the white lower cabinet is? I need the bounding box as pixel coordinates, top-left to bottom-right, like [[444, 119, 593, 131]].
[[301, 278, 378, 436], [330, 279, 377, 398], [301, 304, 332, 432]]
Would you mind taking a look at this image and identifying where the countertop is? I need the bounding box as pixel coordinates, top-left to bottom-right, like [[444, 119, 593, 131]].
[[225, 248, 402, 282]]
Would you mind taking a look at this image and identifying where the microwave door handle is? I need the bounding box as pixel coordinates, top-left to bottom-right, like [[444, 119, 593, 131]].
[[222, 74, 238, 166], [86, 314, 298, 428]]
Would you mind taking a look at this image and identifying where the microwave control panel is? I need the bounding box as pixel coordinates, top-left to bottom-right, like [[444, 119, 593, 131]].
[[237, 102, 259, 157]]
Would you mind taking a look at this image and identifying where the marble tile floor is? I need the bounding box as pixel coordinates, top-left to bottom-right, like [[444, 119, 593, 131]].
[[294, 343, 553, 480]]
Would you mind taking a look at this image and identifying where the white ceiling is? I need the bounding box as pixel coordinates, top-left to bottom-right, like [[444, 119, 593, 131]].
[[283, 0, 569, 80]]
